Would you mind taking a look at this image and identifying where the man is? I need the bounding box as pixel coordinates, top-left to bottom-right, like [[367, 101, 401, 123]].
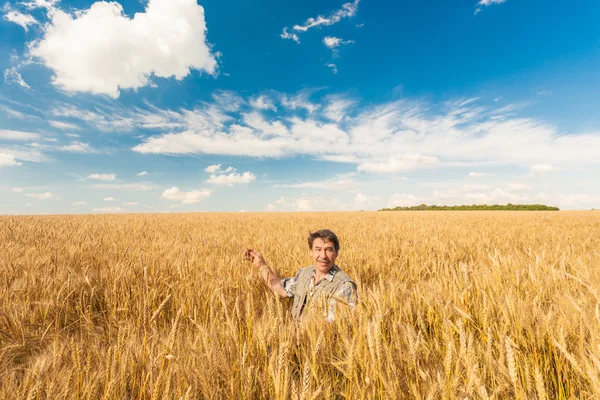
[[244, 229, 357, 321]]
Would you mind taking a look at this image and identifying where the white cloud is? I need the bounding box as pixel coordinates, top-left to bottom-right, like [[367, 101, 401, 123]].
[[89, 182, 156, 191], [354, 193, 379, 209], [530, 164, 558, 175], [326, 63, 338, 74], [122, 202, 138, 205], [87, 173, 116, 181], [25, 192, 55, 199], [137, 171, 148, 176], [467, 172, 491, 178], [475, 0, 506, 14], [61, 141, 93, 153], [72, 201, 87, 205], [92, 206, 125, 213], [204, 164, 221, 173], [250, 95, 277, 111], [104, 197, 116, 201], [49, 120, 80, 130], [12, 188, 24, 193], [206, 171, 256, 186], [3, 10, 38, 31], [29, 0, 217, 97], [505, 183, 530, 191], [322, 36, 354, 53], [323, 97, 355, 122], [267, 195, 346, 211], [291, 0, 360, 32], [113, 91, 598, 174], [0, 105, 27, 119], [358, 154, 440, 173], [388, 193, 423, 208], [161, 187, 212, 204], [280, 28, 300, 43], [556, 194, 600, 209], [51, 105, 135, 132], [4, 67, 31, 89], [0, 153, 22, 166], [274, 173, 355, 191], [0, 129, 40, 141]]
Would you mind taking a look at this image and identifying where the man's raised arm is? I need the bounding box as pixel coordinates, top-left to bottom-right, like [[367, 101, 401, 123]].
[[244, 249, 289, 298]]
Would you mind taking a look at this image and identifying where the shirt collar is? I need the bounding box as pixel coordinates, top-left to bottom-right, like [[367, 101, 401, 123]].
[[311, 264, 339, 282]]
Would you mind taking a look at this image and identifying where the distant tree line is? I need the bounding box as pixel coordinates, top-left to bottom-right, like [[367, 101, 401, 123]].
[[379, 203, 560, 211]]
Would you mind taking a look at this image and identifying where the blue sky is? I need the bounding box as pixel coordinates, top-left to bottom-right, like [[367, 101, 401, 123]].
[[1, 0, 599, 213]]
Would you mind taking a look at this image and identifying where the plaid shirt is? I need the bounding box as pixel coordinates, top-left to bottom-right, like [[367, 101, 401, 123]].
[[281, 265, 357, 322]]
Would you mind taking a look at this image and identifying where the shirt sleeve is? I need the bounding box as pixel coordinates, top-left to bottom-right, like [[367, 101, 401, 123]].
[[280, 269, 302, 298], [327, 281, 358, 322]]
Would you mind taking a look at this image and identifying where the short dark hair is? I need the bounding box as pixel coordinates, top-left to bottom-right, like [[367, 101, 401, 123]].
[[307, 229, 340, 252]]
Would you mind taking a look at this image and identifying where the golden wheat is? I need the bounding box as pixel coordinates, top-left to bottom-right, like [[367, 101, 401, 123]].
[[1, 211, 600, 398]]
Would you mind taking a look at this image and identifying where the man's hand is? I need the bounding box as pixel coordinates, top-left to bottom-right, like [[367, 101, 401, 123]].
[[244, 248, 267, 269]]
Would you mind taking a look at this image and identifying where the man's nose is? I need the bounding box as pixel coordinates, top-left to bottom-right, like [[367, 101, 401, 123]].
[[320, 249, 328, 259]]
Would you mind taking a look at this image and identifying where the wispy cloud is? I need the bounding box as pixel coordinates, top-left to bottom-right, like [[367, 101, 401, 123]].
[[475, 0, 507, 15], [49, 120, 80, 130], [4, 67, 31, 89], [291, 0, 359, 33], [3, 9, 38, 31], [87, 173, 116, 181], [130, 92, 600, 174], [0, 129, 40, 141]]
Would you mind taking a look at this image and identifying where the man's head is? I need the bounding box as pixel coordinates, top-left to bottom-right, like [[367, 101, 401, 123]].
[[308, 229, 339, 275]]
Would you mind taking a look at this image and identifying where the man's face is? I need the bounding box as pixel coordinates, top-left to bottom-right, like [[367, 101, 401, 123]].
[[310, 238, 338, 275]]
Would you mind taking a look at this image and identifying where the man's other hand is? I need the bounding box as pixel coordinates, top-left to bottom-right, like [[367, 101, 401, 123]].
[[244, 248, 267, 269]]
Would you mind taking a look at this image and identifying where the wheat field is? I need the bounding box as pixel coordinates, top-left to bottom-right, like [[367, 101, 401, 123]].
[[1, 211, 599, 399]]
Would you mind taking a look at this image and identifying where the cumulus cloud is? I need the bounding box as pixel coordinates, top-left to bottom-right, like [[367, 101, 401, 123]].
[[161, 187, 212, 204], [326, 63, 338, 74], [0, 153, 23, 166], [204, 164, 222, 173], [87, 173, 116, 181], [28, 0, 217, 97], [122, 202, 138, 205], [137, 171, 148, 176], [104, 197, 116, 201], [12, 188, 24, 193], [72, 201, 87, 205]]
